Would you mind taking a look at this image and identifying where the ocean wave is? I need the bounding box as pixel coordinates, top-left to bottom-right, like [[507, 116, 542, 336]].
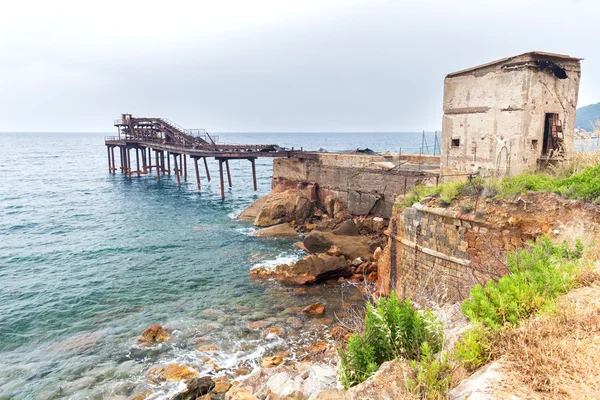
[[251, 251, 303, 270]]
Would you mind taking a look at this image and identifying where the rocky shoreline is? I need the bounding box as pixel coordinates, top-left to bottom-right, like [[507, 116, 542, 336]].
[[127, 182, 390, 400]]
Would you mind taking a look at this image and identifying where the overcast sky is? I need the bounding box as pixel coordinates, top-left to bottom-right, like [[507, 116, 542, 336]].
[[1, 0, 598, 132]]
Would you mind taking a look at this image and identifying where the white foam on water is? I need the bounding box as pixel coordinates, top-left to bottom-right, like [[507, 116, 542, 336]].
[[235, 226, 257, 236], [251, 251, 303, 271]]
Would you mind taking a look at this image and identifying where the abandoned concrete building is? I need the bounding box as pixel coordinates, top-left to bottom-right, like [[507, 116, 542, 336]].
[[440, 51, 581, 177]]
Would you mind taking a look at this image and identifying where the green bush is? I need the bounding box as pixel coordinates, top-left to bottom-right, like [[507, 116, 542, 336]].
[[338, 292, 443, 388], [454, 236, 583, 371], [407, 343, 453, 400], [462, 236, 581, 331]]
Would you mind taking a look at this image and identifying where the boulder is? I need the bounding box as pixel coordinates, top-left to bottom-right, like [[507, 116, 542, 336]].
[[303, 365, 337, 397], [254, 189, 314, 227], [308, 389, 345, 400], [249, 254, 351, 285], [139, 324, 170, 343], [331, 220, 360, 236], [225, 387, 259, 400], [171, 376, 215, 400], [237, 196, 268, 221], [146, 364, 199, 383], [252, 223, 298, 238], [345, 359, 413, 400], [303, 232, 371, 260], [266, 372, 306, 399], [213, 377, 232, 393], [448, 361, 504, 400], [302, 303, 325, 316]]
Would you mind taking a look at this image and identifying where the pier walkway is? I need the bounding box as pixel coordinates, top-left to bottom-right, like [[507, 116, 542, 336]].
[[104, 114, 311, 198]]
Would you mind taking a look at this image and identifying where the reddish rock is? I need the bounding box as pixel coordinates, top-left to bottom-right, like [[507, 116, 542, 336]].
[[197, 345, 219, 352], [260, 355, 283, 368], [246, 320, 270, 330], [249, 254, 351, 285], [263, 327, 285, 339], [367, 271, 378, 282], [309, 342, 328, 354], [146, 364, 199, 383], [302, 302, 325, 316], [139, 324, 170, 343], [330, 326, 351, 341], [293, 287, 308, 295]]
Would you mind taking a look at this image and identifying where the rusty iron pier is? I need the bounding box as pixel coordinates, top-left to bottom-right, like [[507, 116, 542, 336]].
[[105, 114, 310, 198]]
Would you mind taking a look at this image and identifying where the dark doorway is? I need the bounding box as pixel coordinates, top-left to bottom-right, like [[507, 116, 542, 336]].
[[542, 113, 563, 156]]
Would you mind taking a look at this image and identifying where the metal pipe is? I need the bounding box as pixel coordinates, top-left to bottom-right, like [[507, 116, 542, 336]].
[[167, 152, 171, 175], [183, 154, 187, 181], [135, 148, 140, 176], [107, 146, 111, 172], [155, 150, 160, 181], [110, 146, 116, 173]]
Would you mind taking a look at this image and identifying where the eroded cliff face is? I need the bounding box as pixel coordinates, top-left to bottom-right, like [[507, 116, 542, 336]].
[[378, 192, 600, 303]]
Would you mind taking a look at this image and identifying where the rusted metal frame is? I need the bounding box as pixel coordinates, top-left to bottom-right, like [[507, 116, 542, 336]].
[[160, 151, 166, 175], [173, 153, 181, 185], [147, 148, 152, 171], [141, 147, 147, 173], [203, 157, 211, 181], [225, 159, 232, 187], [167, 151, 171, 175], [127, 148, 133, 178], [249, 157, 257, 191], [193, 157, 201, 190]]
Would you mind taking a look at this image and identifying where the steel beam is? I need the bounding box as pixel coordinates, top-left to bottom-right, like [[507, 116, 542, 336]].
[[194, 157, 201, 190]]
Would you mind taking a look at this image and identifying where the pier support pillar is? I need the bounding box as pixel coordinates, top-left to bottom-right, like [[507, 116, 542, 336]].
[[167, 152, 171, 175], [148, 148, 152, 171], [219, 159, 225, 199], [106, 146, 111, 173], [225, 159, 232, 187], [135, 148, 140, 176], [155, 150, 160, 181], [193, 157, 201, 191], [203, 157, 211, 181], [174, 154, 181, 185], [110, 146, 116, 173], [127, 148, 132, 178], [160, 151, 165, 175], [119, 147, 124, 173], [142, 148, 147, 173], [183, 154, 187, 181], [250, 158, 257, 191]]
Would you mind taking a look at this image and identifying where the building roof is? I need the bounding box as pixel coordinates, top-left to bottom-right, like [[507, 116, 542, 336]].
[[446, 51, 583, 78]]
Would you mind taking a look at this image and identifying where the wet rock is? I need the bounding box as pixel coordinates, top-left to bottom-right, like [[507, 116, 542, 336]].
[[283, 306, 303, 315], [233, 366, 251, 377], [171, 376, 215, 400], [308, 389, 345, 400], [252, 223, 299, 238], [303, 231, 371, 260], [261, 356, 284, 368], [62, 376, 96, 395], [331, 220, 360, 236], [146, 364, 199, 383], [130, 392, 152, 400], [139, 324, 171, 344], [205, 360, 222, 372], [330, 326, 350, 341], [250, 254, 351, 285], [214, 376, 232, 393], [254, 189, 315, 227], [246, 320, 271, 330], [200, 309, 226, 320], [238, 196, 268, 221], [293, 288, 308, 295], [302, 303, 325, 316], [286, 317, 303, 330], [294, 241, 310, 252], [309, 342, 328, 355], [264, 327, 285, 339], [197, 345, 219, 352], [225, 387, 259, 400]]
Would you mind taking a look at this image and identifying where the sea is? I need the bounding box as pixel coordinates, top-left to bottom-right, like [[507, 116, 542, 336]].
[[0, 131, 438, 399]]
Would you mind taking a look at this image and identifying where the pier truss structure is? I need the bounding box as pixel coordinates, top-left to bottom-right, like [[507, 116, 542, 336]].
[[105, 114, 311, 198]]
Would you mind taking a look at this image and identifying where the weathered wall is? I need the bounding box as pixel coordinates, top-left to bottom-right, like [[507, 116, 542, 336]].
[[441, 53, 581, 177], [378, 193, 600, 303], [272, 154, 439, 218]]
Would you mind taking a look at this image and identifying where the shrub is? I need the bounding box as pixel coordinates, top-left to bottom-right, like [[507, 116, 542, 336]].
[[338, 292, 443, 388], [453, 323, 492, 372], [407, 343, 453, 400]]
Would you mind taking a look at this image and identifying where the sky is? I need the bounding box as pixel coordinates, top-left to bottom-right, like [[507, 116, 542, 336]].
[[0, 0, 599, 132]]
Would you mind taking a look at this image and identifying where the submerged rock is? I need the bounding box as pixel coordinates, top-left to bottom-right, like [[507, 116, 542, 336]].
[[302, 303, 325, 316], [171, 376, 215, 400], [146, 364, 199, 383], [252, 223, 299, 238], [249, 254, 351, 285], [139, 324, 170, 344]]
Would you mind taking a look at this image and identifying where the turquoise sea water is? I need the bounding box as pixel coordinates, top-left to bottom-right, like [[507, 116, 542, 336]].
[[0, 132, 436, 399]]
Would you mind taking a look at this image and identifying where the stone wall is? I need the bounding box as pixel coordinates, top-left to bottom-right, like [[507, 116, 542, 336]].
[[378, 193, 600, 303], [272, 154, 439, 218]]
